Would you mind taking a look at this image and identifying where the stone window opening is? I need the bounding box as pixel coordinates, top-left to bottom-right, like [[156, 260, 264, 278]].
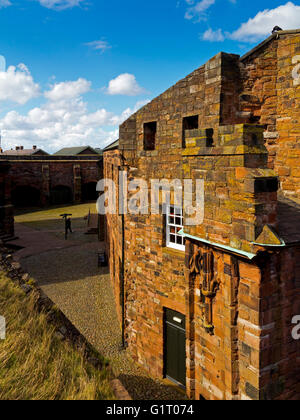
[[144, 122, 157, 151], [182, 115, 199, 148], [166, 205, 185, 251]]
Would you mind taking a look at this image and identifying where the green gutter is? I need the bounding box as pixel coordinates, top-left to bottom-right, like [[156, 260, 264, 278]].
[[178, 229, 257, 260], [251, 238, 286, 247]]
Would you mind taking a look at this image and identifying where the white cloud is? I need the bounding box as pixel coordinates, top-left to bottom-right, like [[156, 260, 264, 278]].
[[106, 73, 146, 96], [202, 2, 300, 43], [184, 0, 215, 21], [85, 40, 112, 53], [230, 2, 300, 42], [0, 0, 11, 8], [0, 64, 40, 105], [184, 0, 236, 22], [0, 56, 6, 72], [45, 78, 91, 101], [202, 28, 225, 42], [0, 69, 150, 152], [36, 0, 85, 11]]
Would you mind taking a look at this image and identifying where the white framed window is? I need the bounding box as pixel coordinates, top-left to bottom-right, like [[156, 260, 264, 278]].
[[166, 205, 185, 251]]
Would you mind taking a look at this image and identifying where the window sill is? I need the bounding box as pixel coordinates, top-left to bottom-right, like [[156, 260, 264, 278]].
[[162, 246, 185, 259]]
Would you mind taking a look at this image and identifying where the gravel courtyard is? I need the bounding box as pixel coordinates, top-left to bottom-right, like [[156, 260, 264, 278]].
[[15, 204, 185, 400]]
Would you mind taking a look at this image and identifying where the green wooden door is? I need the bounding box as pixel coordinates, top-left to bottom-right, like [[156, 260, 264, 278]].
[[164, 309, 186, 387]]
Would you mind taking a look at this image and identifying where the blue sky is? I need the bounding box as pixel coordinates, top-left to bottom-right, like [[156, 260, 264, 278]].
[[0, 0, 299, 152]]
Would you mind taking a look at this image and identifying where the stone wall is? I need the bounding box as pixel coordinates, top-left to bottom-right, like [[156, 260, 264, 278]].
[[0, 161, 14, 240], [257, 248, 300, 400], [240, 31, 300, 202], [182, 124, 278, 253], [104, 31, 300, 400], [1, 156, 102, 206], [103, 149, 123, 322], [183, 240, 300, 401]]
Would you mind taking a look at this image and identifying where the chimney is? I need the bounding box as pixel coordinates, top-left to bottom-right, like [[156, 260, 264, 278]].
[[33, 145, 37, 150]]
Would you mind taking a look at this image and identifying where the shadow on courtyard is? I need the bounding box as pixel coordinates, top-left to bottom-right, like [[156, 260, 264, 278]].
[[20, 239, 106, 286], [11, 204, 187, 400], [19, 238, 186, 400], [16, 218, 93, 243], [118, 374, 186, 400]]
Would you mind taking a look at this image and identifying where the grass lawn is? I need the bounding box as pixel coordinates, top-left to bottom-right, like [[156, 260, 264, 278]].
[[15, 203, 97, 228], [0, 274, 114, 400]]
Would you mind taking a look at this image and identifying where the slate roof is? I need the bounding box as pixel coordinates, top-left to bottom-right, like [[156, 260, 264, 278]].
[[103, 139, 119, 152], [53, 146, 101, 156], [1, 148, 49, 156]]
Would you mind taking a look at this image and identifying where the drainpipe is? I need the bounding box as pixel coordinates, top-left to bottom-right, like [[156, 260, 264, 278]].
[[119, 163, 126, 348], [121, 213, 125, 348]]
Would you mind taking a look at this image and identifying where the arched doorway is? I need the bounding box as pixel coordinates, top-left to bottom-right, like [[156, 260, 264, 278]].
[[51, 186, 72, 205], [82, 182, 98, 202], [12, 186, 41, 207]]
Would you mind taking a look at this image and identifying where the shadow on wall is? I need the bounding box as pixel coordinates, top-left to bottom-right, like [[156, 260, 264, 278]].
[[51, 186, 73, 205], [82, 182, 98, 202], [12, 186, 40, 207]]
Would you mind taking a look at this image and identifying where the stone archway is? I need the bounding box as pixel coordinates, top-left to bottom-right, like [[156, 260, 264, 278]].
[[12, 185, 41, 207], [82, 182, 98, 202]]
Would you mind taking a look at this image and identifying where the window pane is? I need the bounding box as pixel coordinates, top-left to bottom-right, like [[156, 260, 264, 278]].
[[175, 217, 181, 226], [166, 205, 184, 250], [176, 236, 183, 245], [169, 216, 174, 225], [174, 207, 182, 216], [170, 235, 176, 243]]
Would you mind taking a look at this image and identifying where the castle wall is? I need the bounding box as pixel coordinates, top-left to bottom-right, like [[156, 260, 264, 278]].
[[104, 32, 300, 400]]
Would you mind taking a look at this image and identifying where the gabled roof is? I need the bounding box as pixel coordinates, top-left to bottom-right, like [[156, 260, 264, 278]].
[[1, 148, 49, 156], [94, 148, 103, 156], [53, 146, 101, 156], [103, 139, 119, 152]]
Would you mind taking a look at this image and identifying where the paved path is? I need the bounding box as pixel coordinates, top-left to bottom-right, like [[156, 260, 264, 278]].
[[16, 223, 185, 400]]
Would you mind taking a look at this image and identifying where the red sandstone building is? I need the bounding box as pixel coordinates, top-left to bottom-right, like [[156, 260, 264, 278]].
[[104, 30, 300, 400], [0, 146, 103, 207]]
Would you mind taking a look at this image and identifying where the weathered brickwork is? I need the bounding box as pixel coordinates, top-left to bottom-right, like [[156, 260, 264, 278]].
[[240, 31, 300, 202], [182, 124, 278, 254], [104, 31, 300, 400], [0, 161, 14, 240], [103, 150, 124, 321], [0, 156, 102, 206]]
